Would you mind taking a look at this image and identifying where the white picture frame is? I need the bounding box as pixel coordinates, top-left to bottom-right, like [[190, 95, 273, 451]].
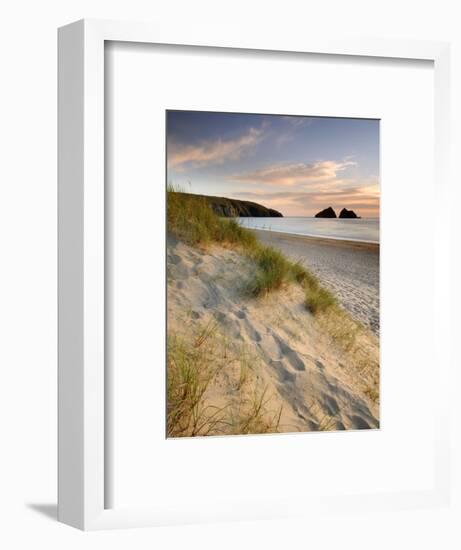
[[58, 18, 452, 530]]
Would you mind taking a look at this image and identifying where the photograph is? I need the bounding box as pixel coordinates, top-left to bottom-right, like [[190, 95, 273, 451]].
[[166, 110, 380, 437], [3, 1, 456, 543]]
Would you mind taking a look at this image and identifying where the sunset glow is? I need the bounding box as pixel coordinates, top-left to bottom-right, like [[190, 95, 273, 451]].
[[167, 111, 379, 217]]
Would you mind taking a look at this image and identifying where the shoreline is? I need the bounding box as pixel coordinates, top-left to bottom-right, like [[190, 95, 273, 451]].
[[250, 229, 380, 335], [248, 228, 380, 251]]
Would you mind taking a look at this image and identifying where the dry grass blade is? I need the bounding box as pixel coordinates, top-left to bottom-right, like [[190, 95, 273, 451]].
[[167, 185, 335, 311], [167, 324, 283, 438]]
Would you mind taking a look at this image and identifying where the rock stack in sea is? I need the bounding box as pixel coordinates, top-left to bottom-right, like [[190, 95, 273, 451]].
[[314, 206, 361, 219], [339, 208, 360, 219], [314, 206, 337, 218]]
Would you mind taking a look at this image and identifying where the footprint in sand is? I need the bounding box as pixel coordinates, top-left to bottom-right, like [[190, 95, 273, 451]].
[[243, 320, 261, 342], [286, 351, 305, 371], [350, 415, 372, 430], [169, 258, 190, 279], [292, 401, 312, 423], [168, 254, 182, 265], [214, 311, 242, 340], [270, 360, 296, 384], [235, 309, 246, 319], [322, 393, 340, 416], [274, 336, 305, 371]]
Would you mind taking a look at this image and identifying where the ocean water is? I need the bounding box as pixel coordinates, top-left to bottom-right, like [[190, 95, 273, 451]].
[[236, 217, 379, 244]]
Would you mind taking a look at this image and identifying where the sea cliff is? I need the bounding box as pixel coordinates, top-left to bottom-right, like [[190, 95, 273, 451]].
[[174, 192, 283, 217]]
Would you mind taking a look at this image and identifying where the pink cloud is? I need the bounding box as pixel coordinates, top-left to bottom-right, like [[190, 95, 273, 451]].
[[233, 180, 379, 217], [231, 160, 357, 186], [168, 127, 264, 170]]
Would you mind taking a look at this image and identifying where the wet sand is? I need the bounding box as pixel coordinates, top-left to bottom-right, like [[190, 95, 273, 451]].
[[251, 229, 380, 335]]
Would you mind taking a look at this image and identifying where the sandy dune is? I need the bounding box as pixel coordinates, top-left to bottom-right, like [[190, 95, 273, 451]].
[[251, 229, 380, 335], [167, 236, 379, 435]]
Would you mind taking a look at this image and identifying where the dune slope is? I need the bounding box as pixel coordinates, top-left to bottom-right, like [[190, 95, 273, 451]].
[[167, 236, 379, 436]]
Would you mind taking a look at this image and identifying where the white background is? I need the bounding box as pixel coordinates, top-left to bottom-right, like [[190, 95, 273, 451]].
[[1, 1, 460, 549], [108, 43, 436, 511]]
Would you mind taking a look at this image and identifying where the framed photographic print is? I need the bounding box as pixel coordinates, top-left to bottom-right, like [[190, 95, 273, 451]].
[[58, 19, 452, 530], [165, 109, 380, 437]]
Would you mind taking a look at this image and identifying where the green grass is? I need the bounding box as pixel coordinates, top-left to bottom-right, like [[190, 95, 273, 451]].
[[167, 332, 220, 437], [167, 321, 283, 437], [304, 286, 337, 314], [167, 186, 336, 314], [167, 186, 257, 248], [246, 246, 290, 296], [167, 188, 379, 412]]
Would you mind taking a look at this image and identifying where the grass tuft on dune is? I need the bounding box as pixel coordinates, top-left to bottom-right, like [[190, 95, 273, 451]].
[[167, 185, 258, 249], [167, 186, 336, 313], [167, 240, 380, 434], [167, 319, 283, 437]]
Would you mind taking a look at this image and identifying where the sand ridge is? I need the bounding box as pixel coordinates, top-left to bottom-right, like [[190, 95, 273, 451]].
[[251, 229, 380, 336], [167, 236, 379, 435]]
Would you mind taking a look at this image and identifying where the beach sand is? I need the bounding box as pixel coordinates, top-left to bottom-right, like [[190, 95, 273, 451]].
[[167, 234, 379, 436], [250, 230, 380, 335]]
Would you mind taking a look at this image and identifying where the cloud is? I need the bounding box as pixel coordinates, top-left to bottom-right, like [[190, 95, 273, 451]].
[[231, 160, 357, 187], [233, 180, 379, 217], [271, 116, 314, 148], [280, 115, 313, 128], [168, 127, 264, 170]]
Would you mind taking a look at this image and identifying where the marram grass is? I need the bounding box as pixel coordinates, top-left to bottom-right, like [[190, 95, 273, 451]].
[[167, 186, 336, 314], [167, 187, 379, 418], [167, 321, 283, 437]]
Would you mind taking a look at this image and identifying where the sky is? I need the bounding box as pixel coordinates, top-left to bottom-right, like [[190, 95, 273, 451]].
[[166, 110, 380, 217]]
